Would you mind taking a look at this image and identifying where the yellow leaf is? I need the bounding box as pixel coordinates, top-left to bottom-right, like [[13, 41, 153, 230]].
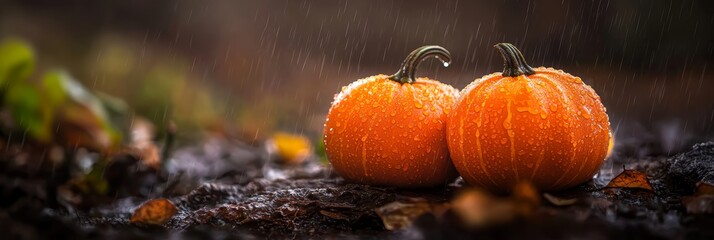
[[268, 132, 312, 165]]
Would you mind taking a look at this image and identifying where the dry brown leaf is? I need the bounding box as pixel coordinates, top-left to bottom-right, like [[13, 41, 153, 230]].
[[682, 181, 714, 214], [375, 200, 436, 230], [129, 198, 178, 225], [605, 169, 654, 191], [513, 182, 540, 205], [451, 182, 539, 228], [682, 195, 714, 214], [693, 181, 714, 196], [512, 181, 540, 216], [129, 117, 161, 169], [451, 189, 503, 227], [543, 193, 577, 206], [56, 105, 114, 151]]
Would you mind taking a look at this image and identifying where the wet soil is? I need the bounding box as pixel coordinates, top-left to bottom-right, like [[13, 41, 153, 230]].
[[1, 139, 713, 239]]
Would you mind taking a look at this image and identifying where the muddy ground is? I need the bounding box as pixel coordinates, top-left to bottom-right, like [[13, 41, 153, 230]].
[[1, 137, 713, 239]]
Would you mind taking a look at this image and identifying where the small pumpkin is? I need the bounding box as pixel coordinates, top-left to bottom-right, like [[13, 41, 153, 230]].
[[447, 43, 611, 191], [324, 46, 459, 188]]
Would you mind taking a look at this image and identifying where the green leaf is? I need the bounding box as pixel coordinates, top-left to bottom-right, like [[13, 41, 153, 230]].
[[42, 70, 123, 148], [42, 70, 69, 107], [42, 70, 111, 121], [0, 38, 35, 89], [4, 83, 51, 141]]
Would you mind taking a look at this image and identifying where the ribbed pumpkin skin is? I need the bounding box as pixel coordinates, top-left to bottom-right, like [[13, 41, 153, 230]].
[[446, 67, 610, 191], [325, 75, 459, 188]]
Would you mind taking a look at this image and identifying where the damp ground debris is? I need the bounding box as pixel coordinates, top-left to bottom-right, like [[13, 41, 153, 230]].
[[1, 138, 714, 239]]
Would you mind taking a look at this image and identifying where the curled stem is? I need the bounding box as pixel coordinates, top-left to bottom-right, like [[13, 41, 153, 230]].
[[494, 43, 535, 77], [389, 45, 451, 84]]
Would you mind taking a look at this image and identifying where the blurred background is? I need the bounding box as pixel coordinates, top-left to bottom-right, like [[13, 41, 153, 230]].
[[1, 0, 713, 156]]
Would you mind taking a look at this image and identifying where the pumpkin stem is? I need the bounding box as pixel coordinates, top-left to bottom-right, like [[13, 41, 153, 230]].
[[494, 43, 535, 77], [389, 45, 451, 84]]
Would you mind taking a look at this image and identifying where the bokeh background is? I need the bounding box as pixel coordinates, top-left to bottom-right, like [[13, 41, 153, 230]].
[[2, 0, 713, 156]]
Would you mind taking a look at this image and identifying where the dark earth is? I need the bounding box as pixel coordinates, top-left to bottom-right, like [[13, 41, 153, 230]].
[[1, 136, 713, 239]]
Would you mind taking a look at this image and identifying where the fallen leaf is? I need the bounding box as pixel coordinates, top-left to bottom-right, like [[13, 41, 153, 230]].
[[451, 182, 539, 228], [512, 181, 540, 216], [375, 200, 436, 230], [512, 181, 540, 205], [130, 198, 178, 225], [682, 181, 714, 214], [543, 193, 577, 206], [692, 181, 714, 196], [128, 118, 161, 169], [682, 195, 714, 214], [267, 132, 313, 165], [605, 169, 654, 191], [451, 189, 501, 227]]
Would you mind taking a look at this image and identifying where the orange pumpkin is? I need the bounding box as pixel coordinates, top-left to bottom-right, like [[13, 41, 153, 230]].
[[446, 43, 611, 191], [324, 46, 459, 188]]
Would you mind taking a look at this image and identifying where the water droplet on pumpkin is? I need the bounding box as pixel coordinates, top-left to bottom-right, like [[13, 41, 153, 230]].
[[501, 138, 508, 144], [550, 104, 558, 112]]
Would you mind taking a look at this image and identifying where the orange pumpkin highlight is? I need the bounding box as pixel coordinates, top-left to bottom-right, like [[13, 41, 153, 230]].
[[447, 43, 611, 191], [324, 46, 459, 188]]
